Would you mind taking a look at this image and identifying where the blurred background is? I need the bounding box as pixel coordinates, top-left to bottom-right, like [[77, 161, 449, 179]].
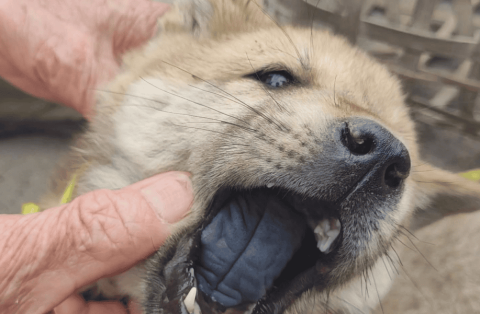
[[2, 0, 480, 214]]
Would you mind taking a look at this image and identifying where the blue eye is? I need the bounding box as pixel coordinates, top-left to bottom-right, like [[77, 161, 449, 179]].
[[248, 70, 295, 88], [265, 73, 289, 87]]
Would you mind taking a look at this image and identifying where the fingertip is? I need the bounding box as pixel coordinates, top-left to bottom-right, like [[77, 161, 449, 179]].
[[128, 299, 143, 314], [140, 173, 194, 224], [54, 295, 85, 313], [85, 301, 128, 314], [125, 172, 194, 224], [55, 295, 128, 314]]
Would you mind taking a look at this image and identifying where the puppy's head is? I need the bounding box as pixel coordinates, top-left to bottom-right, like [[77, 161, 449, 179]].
[[81, 0, 480, 313]]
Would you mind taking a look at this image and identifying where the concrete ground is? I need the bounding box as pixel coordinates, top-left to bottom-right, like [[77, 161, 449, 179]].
[[0, 79, 84, 214], [0, 136, 72, 214]]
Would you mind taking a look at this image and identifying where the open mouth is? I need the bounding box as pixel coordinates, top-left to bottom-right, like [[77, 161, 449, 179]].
[[179, 187, 343, 314]]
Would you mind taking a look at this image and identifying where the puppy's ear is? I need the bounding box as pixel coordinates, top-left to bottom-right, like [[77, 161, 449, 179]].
[[410, 164, 480, 230], [158, 0, 271, 38]]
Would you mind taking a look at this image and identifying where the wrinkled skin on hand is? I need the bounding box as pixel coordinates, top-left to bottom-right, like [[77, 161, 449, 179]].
[[0, 0, 170, 118], [0, 172, 193, 314]]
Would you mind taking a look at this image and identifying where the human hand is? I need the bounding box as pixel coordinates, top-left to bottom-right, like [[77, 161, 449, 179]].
[[0, 0, 170, 119], [0, 171, 193, 314]]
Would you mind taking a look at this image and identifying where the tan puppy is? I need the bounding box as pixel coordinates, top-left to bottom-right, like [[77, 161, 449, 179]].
[[39, 0, 480, 313]]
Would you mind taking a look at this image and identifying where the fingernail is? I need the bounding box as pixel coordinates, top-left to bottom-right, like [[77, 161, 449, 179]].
[[141, 174, 193, 224]]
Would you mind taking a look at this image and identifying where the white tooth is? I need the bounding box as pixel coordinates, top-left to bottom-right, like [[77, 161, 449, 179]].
[[267, 183, 274, 188], [314, 219, 328, 234], [318, 235, 336, 253], [318, 239, 330, 252], [245, 303, 257, 314], [314, 219, 341, 253], [326, 229, 340, 238], [184, 287, 197, 313], [194, 300, 202, 314], [322, 219, 330, 232]]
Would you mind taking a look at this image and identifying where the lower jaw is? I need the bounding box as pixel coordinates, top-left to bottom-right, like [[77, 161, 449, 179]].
[[184, 208, 338, 313], [181, 263, 329, 314]]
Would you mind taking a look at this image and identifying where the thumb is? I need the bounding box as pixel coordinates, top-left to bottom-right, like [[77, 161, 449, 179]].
[[0, 171, 193, 314]]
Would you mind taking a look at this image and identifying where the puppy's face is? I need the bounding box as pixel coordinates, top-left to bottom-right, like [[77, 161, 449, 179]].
[[71, 0, 480, 313]]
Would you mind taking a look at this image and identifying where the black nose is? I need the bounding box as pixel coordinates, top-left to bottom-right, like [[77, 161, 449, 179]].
[[339, 118, 411, 194], [340, 119, 410, 191], [295, 118, 411, 203]]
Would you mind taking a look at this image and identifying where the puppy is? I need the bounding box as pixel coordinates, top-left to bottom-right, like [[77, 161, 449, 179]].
[[39, 0, 480, 313]]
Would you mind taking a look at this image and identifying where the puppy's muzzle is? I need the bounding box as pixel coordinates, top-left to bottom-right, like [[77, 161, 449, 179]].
[[159, 118, 412, 314], [300, 117, 411, 204]]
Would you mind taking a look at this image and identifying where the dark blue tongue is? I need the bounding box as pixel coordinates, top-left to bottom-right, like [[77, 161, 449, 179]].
[[195, 191, 307, 308]]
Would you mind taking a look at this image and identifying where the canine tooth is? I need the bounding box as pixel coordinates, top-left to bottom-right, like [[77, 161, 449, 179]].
[[318, 237, 336, 253], [267, 183, 274, 188], [193, 300, 202, 314], [326, 229, 340, 238], [335, 219, 341, 229], [314, 219, 341, 253], [322, 219, 330, 230], [245, 303, 256, 314], [184, 287, 197, 313], [314, 220, 330, 234]]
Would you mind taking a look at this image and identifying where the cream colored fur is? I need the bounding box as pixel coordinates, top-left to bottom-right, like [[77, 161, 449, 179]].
[[39, 0, 480, 313]]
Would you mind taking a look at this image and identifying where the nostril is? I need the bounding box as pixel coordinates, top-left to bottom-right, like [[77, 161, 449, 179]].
[[384, 163, 409, 189], [341, 124, 374, 155]]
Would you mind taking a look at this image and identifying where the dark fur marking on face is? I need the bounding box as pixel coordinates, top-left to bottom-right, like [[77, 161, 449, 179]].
[[287, 150, 296, 158], [278, 145, 285, 152], [308, 147, 316, 155]]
